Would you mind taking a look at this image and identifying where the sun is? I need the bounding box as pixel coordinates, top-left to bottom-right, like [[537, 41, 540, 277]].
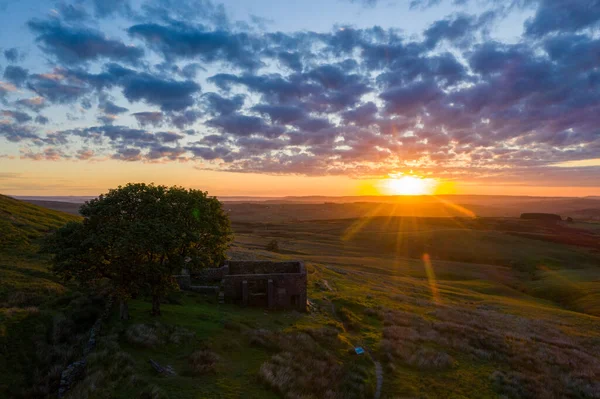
[[383, 175, 437, 195]]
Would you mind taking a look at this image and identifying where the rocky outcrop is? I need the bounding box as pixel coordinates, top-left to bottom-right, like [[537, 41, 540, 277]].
[[58, 296, 114, 398]]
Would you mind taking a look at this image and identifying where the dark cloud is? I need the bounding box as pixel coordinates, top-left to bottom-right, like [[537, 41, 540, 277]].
[[128, 22, 262, 70], [525, 0, 600, 37], [28, 20, 143, 65], [341, 102, 378, 126], [132, 111, 164, 127], [115, 67, 201, 111], [100, 100, 129, 115], [207, 113, 285, 137], [55, 1, 89, 21], [380, 81, 442, 115], [111, 147, 142, 161], [0, 122, 39, 142], [167, 110, 202, 129], [16, 97, 46, 112], [27, 72, 91, 104], [3, 66, 28, 87], [2, 110, 33, 123], [35, 115, 50, 125], [3, 48, 21, 63], [203, 93, 245, 115], [252, 104, 306, 124], [156, 131, 184, 143], [423, 12, 497, 48]]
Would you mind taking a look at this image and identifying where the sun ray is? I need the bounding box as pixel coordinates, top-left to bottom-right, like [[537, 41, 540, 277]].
[[422, 253, 441, 304], [342, 202, 386, 241]]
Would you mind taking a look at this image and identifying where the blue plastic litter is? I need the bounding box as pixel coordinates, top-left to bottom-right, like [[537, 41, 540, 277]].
[[355, 347, 365, 355]]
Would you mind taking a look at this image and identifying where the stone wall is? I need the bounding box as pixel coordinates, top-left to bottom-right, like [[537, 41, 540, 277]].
[[222, 261, 307, 311], [173, 274, 191, 290], [193, 266, 227, 282], [226, 260, 300, 275], [174, 260, 308, 312]]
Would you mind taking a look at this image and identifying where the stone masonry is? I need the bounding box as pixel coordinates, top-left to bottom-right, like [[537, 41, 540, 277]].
[[186, 260, 307, 311]]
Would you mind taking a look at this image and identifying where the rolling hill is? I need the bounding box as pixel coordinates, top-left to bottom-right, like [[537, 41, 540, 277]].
[[3, 195, 600, 398]]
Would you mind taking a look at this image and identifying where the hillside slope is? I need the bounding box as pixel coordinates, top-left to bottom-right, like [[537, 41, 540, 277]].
[[0, 195, 104, 398], [0, 194, 80, 250]]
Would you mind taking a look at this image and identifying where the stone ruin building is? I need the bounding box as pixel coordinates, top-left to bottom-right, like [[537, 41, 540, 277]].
[[174, 260, 307, 312]]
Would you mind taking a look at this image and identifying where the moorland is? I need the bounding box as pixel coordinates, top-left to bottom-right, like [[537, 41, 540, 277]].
[[1, 193, 600, 398]]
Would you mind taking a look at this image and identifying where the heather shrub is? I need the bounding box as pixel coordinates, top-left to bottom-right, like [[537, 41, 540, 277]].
[[258, 329, 373, 398], [189, 350, 220, 375], [125, 322, 195, 348], [382, 306, 600, 398]]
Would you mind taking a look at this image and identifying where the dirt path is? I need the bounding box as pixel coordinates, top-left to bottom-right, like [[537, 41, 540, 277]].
[[327, 295, 383, 399]]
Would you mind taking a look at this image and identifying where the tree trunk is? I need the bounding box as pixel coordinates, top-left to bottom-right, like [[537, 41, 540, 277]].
[[151, 295, 161, 316], [119, 300, 129, 320]]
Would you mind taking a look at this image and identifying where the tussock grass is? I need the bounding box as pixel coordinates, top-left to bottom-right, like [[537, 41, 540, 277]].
[[188, 349, 220, 375], [253, 327, 374, 399], [382, 305, 600, 398], [125, 322, 195, 348]]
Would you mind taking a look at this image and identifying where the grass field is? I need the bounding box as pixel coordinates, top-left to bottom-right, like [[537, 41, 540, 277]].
[[2, 195, 600, 398]]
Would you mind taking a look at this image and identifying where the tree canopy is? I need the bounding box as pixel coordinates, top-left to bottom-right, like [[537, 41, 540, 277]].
[[45, 183, 233, 318]]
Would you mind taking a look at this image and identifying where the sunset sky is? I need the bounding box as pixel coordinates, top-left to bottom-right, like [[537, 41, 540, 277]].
[[1, 0, 599, 196]]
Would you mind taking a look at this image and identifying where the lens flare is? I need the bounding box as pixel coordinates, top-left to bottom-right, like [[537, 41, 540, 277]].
[[423, 253, 441, 304]]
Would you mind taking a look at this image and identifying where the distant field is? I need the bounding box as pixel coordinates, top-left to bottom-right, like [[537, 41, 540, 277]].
[[19, 194, 600, 220]]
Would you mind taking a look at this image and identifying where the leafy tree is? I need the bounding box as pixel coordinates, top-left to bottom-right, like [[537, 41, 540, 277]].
[[45, 183, 233, 318]]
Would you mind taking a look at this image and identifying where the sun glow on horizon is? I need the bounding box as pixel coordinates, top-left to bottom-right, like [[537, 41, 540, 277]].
[[383, 175, 438, 195]]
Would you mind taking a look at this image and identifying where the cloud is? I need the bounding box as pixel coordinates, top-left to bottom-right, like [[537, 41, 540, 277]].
[[252, 104, 306, 124], [0, 81, 17, 99], [156, 131, 184, 143], [203, 93, 245, 115], [3, 48, 21, 63], [35, 115, 50, 125], [28, 20, 143, 65], [21, 147, 69, 161], [111, 147, 142, 161], [2, 110, 33, 123], [207, 113, 285, 138], [128, 22, 262, 70], [0, 121, 39, 142], [3, 66, 29, 87], [99, 100, 129, 115], [55, 1, 90, 21], [26, 72, 91, 104], [525, 0, 600, 37], [113, 66, 201, 111], [132, 111, 164, 127]]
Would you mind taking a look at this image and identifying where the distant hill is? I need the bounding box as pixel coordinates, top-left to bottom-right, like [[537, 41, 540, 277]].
[[16, 198, 82, 215], [12, 194, 600, 221], [0, 194, 80, 250]]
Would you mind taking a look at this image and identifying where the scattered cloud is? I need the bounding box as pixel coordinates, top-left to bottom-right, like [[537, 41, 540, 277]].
[[0, 0, 598, 187]]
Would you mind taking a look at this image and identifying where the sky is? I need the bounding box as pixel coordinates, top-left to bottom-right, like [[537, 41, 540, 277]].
[[0, 0, 600, 196]]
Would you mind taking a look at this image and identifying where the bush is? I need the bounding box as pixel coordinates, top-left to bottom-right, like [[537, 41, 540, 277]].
[[189, 350, 220, 375]]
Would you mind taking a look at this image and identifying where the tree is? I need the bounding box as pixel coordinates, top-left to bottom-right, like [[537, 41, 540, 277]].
[[45, 183, 233, 318]]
